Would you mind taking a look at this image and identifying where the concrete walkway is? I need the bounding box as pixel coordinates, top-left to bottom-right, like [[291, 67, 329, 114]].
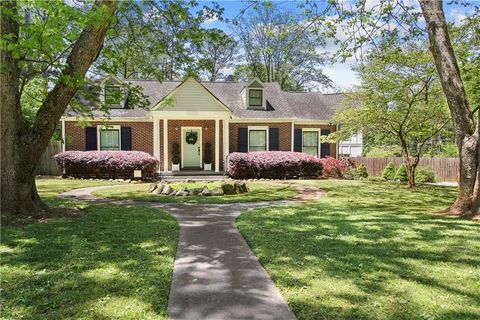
[[60, 184, 324, 320]]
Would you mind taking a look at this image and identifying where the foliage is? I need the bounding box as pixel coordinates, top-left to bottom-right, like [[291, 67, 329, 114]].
[[365, 146, 402, 157], [2, 179, 177, 319], [54, 151, 158, 179], [415, 167, 436, 184], [320, 156, 347, 178], [195, 28, 238, 81], [94, 181, 298, 204], [383, 162, 396, 180], [233, 2, 331, 91], [96, 1, 224, 81], [204, 142, 212, 164], [228, 152, 323, 179], [394, 164, 408, 182], [356, 163, 368, 179], [172, 143, 180, 164], [237, 179, 478, 320]]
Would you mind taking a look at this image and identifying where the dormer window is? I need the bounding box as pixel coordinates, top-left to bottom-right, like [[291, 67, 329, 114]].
[[248, 89, 263, 107], [105, 85, 122, 108]]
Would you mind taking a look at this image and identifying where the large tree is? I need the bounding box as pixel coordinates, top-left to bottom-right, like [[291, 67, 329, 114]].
[[234, 1, 331, 91], [196, 28, 238, 82], [334, 44, 450, 187], [0, 0, 116, 215], [304, 0, 479, 218]]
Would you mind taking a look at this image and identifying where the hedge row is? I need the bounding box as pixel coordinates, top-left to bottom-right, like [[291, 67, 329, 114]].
[[54, 151, 158, 179], [228, 151, 323, 179]]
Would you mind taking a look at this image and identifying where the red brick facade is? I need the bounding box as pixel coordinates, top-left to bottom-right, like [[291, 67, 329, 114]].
[[64, 120, 337, 171], [229, 122, 292, 152], [65, 121, 153, 155], [294, 124, 337, 158]]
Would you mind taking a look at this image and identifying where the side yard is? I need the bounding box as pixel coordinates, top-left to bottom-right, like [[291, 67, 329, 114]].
[[1, 179, 178, 319], [237, 180, 480, 320]]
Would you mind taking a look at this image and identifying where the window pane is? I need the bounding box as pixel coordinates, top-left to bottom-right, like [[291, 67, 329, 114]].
[[249, 130, 266, 151], [303, 131, 318, 157], [105, 85, 122, 106], [249, 89, 263, 107], [100, 129, 120, 150], [303, 146, 318, 157]]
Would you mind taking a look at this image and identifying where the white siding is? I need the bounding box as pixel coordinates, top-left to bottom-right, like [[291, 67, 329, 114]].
[[166, 78, 227, 112], [339, 133, 363, 157]]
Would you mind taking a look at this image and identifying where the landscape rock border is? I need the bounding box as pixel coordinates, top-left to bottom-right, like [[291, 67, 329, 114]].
[[148, 180, 250, 197]]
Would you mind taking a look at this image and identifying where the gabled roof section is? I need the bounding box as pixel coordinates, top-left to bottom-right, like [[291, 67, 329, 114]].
[[246, 78, 265, 89], [151, 77, 231, 112]]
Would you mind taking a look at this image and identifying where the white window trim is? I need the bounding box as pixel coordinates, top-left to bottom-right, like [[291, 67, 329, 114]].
[[103, 84, 126, 109], [97, 125, 121, 151], [246, 88, 266, 110], [302, 128, 320, 158], [248, 126, 269, 152]]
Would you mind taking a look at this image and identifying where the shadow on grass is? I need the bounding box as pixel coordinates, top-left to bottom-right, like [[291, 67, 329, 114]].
[[237, 180, 480, 320], [1, 200, 178, 319]]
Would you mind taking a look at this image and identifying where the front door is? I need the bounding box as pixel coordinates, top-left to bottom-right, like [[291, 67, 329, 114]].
[[182, 127, 202, 168]]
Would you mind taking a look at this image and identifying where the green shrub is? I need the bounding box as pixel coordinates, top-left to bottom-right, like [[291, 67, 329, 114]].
[[382, 162, 396, 180], [415, 167, 436, 183], [394, 164, 408, 182], [357, 163, 369, 179], [172, 143, 180, 164]]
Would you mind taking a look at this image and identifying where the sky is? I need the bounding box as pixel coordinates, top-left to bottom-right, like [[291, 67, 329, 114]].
[[191, 0, 474, 93]]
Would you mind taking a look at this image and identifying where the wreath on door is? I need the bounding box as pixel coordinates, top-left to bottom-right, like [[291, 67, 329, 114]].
[[186, 131, 198, 145]]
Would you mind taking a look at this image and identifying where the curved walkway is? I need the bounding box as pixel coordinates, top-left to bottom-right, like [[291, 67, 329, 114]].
[[60, 183, 325, 320]]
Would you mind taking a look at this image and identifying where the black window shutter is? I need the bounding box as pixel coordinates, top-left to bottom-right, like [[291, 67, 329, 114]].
[[85, 127, 97, 150], [121, 127, 132, 150], [321, 129, 331, 158], [269, 128, 279, 151], [238, 128, 248, 152], [294, 129, 302, 152]]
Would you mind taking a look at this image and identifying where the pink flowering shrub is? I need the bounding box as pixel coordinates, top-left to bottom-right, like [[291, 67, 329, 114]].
[[55, 151, 158, 179], [228, 151, 322, 179], [320, 156, 348, 178]]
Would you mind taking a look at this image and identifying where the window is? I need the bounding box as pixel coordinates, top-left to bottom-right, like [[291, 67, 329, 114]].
[[105, 85, 122, 107], [303, 130, 319, 157], [249, 129, 267, 152], [248, 89, 263, 107], [99, 128, 120, 150]]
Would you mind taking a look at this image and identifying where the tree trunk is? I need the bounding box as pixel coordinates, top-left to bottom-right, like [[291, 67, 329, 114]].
[[419, 0, 480, 218], [0, 0, 116, 215]]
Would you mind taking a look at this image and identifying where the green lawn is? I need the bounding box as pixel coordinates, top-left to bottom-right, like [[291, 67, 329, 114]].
[[1, 179, 178, 319], [237, 180, 480, 320], [93, 181, 298, 204]]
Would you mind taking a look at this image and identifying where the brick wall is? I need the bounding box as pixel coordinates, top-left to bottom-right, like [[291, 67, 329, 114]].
[[229, 122, 292, 152], [294, 124, 337, 158], [166, 120, 220, 171], [65, 121, 154, 155]]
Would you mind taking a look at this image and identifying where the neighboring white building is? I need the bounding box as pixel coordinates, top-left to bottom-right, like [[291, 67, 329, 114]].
[[339, 133, 363, 157]]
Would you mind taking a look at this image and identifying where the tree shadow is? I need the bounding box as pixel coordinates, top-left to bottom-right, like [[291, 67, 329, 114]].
[[1, 202, 178, 319]]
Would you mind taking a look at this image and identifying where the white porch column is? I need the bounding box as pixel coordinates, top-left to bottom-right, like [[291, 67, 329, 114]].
[[223, 118, 229, 171], [215, 119, 220, 172], [163, 119, 169, 172], [153, 119, 160, 172]]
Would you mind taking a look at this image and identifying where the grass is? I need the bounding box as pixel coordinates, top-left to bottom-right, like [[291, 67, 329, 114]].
[[93, 181, 298, 204], [237, 180, 480, 320], [1, 179, 178, 319]]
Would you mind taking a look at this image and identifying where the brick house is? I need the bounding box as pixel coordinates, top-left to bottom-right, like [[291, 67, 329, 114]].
[[61, 76, 360, 173]]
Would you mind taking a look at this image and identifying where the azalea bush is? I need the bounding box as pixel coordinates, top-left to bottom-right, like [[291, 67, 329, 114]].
[[228, 151, 323, 179], [55, 151, 159, 179], [320, 156, 348, 178]]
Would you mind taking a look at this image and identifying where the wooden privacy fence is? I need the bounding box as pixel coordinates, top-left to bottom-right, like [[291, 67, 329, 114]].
[[36, 141, 63, 176], [349, 157, 459, 182]]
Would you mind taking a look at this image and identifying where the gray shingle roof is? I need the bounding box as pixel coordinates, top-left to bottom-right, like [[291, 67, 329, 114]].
[[66, 78, 343, 121]]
